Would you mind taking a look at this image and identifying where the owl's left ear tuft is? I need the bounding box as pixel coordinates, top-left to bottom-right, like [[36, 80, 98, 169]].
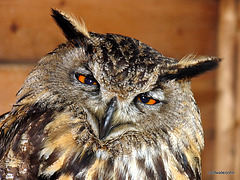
[[51, 8, 90, 47], [162, 55, 222, 80]]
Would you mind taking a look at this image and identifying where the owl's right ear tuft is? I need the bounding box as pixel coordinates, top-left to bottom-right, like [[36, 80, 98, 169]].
[[51, 8, 90, 47]]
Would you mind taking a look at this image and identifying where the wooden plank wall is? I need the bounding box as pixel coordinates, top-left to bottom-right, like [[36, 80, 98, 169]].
[[216, 0, 240, 180], [0, 0, 218, 62], [0, 0, 238, 179]]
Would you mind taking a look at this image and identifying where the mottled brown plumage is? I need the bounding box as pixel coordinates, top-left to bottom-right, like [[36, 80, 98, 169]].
[[0, 9, 220, 179]]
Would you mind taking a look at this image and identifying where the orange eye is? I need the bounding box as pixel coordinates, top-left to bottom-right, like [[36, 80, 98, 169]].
[[77, 75, 97, 85], [137, 95, 158, 105], [146, 98, 157, 105]]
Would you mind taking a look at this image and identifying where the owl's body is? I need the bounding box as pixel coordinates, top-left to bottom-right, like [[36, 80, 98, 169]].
[[0, 9, 220, 179]]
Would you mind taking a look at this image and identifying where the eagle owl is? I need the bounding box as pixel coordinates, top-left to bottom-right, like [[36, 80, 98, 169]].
[[0, 9, 220, 179]]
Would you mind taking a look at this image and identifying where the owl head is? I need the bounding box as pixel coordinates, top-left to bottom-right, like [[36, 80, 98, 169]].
[[16, 9, 220, 143], [1, 9, 221, 179]]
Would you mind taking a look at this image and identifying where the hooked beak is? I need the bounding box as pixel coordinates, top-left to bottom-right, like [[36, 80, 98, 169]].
[[99, 97, 117, 139]]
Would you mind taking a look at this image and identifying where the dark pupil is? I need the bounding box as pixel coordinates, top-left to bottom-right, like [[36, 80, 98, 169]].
[[140, 95, 150, 103], [85, 77, 95, 85]]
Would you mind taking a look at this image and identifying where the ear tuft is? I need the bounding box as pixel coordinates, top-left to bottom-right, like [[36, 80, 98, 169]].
[[161, 55, 222, 80], [177, 55, 221, 77], [51, 8, 90, 46]]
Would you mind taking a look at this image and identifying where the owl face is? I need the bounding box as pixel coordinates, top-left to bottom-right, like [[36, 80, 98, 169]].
[[16, 10, 220, 143]]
